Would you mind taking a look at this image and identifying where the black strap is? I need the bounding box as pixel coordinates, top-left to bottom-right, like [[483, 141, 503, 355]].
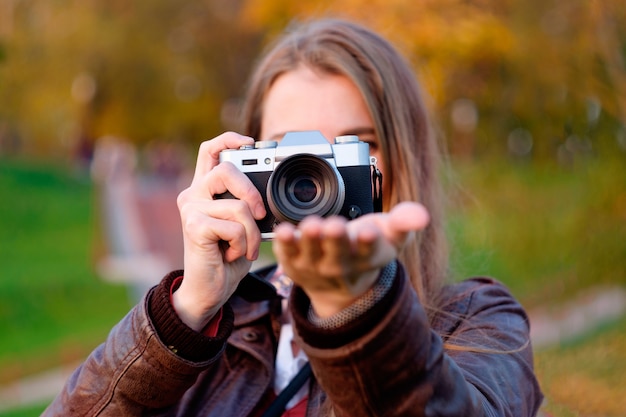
[[261, 362, 313, 417], [372, 164, 383, 213]]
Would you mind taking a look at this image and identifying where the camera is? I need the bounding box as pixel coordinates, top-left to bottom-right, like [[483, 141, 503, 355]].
[[218, 131, 375, 239]]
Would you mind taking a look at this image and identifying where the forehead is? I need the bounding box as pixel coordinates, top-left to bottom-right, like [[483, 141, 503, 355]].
[[260, 66, 373, 141]]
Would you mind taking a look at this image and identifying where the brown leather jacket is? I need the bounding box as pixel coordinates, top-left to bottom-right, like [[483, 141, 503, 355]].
[[44, 263, 543, 416]]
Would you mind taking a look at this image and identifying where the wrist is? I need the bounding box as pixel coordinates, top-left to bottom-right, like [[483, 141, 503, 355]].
[[148, 270, 235, 362], [172, 282, 222, 332], [307, 268, 380, 318], [289, 261, 404, 350], [308, 261, 397, 328]]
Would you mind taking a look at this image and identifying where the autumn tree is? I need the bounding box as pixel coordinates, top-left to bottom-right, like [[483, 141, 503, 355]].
[[0, 0, 624, 163], [0, 0, 262, 157]]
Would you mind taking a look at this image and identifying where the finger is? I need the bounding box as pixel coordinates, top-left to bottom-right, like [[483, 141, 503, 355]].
[[181, 205, 248, 258], [370, 202, 429, 254], [209, 219, 249, 263], [193, 132, 255, 180], [273, 222, 300, 260], [206, 200, 263, 261], [353, 223, 380, 259], [298, 216, 324, 264], [388, 202, 430, 233], [182, 199, 261, 261], [194, 162, 266, 219], [319, 216, 351, 271]]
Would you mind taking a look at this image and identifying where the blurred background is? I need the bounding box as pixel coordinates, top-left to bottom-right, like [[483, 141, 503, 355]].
[[1, 0, 625, 416]]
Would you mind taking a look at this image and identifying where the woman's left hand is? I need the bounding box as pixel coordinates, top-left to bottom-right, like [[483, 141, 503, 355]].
[[272, 202, 430, 318]]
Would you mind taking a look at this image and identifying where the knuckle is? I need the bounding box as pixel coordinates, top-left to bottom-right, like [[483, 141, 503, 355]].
[[198, 140, 212, 152], [181, 210, 205, 237], [198, 140, 216, 157], [201, 137, 225, 159], [232, 222, 246, 238], [177, 188, 191, 209], [231, 200, 249, 217]]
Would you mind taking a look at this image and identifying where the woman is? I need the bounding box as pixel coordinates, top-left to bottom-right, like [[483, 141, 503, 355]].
[[45, 18, 543, 416]]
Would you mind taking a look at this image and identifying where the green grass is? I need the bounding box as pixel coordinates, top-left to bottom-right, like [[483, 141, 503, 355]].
[[445, 155, 626, 308], [0, 403, 49, 417], [0, 158, 132, 385]]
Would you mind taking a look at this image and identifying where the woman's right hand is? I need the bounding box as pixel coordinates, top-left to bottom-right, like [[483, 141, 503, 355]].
[[172, 132, 267, 331]]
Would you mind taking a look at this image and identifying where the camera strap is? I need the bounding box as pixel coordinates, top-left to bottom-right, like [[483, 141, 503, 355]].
[[261, 361, 312, 417], [371, 157, 383, 213]]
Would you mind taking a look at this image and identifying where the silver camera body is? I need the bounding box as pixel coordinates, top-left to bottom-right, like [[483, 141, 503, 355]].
[[218, 131, 374, 240]]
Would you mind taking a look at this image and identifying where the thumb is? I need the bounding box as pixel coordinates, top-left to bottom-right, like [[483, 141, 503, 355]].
[[388, 201, 430, 233]]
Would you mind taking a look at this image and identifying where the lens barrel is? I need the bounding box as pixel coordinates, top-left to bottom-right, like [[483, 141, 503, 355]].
[[267, 154, 345, 224]]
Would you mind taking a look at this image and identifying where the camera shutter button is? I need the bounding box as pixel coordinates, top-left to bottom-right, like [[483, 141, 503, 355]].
[[335, 135, 359, 144], [254, 141, 278, 149]]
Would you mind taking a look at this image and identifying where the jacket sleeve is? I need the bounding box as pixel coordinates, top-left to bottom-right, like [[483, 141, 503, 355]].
[[42, 271, 234, 416], [290, 264, 543, 417]]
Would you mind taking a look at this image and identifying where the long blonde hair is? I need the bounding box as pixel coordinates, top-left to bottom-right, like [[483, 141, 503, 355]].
[[240, 18, 448, 311]]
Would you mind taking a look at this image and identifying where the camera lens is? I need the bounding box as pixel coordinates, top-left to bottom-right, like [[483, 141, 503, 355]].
[[291, 178, 317, 203], [267, 154, 345, 224]]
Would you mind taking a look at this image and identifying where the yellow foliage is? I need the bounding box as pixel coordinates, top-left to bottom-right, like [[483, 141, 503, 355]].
[[1, 0, 624, 159]]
